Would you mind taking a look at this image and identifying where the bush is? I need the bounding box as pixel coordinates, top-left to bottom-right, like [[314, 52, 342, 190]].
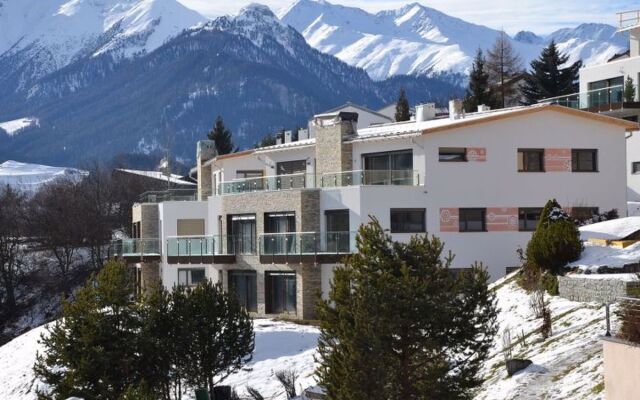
[[541, 272, 559, 296], [526, 199, 583, 275]]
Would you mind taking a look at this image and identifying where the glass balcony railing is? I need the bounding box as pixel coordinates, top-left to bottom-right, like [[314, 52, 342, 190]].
[[111, 238, 161, 257], [218, 173, 314, 195], [166, 235, 236, 257], [540, 85, 633, 110], [259, 231, 356, 256], [139, 189, 198, 203], [319, 169, 420, 187]]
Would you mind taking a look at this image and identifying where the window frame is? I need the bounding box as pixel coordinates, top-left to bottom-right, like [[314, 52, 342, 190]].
[[458, 208, 486, 232], [177, 268, 206, 287], [228, 270, 258, 312], [265, 271, 297, 314], [517, 148, 545, 172], [632, 161, 640, 175], [438, 147, 467, 162], [390, 208, 426, 233], [518, 207, 543, 232], [571, 149, 598, 172]]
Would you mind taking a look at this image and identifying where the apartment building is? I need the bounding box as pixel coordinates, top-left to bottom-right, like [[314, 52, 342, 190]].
[[113, 102, 633, 320], [543, 10, 640, 202]]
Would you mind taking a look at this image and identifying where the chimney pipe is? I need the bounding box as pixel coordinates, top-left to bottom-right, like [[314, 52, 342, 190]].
[[415, 103, 436, 122], [449, 99, 464, 120]]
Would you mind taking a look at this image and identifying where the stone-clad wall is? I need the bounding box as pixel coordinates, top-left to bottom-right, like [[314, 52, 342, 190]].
[[558, 276, 640, 303], [132, 203, 159, 238], [315, 119, 354, 176]]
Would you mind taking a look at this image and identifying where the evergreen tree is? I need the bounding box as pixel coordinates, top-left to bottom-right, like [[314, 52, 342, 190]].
[[207, 115, 236, 155], [316, 219, 498, 400], [624, 76, 636, 102], [176, 281, 254, 394], [34, 260, 141, 399], [526, 199, 583, 275], [464, 49, 496, 112], [395, 88, 411, 121], [486, 31, 522, 108], [255, 133, 277, 148], [521, 41, 582, 104]]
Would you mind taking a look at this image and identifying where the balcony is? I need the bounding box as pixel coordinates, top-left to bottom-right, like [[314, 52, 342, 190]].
[[259, 231, 356, 264], [319, 169, 420, 187], [139, 189, 198, 203], [618, 10, 640, 31], [166, 235, 236, 264], [540, 85, 640, 114], [110, 238, 161, 261], [218, 169, 421, 195]]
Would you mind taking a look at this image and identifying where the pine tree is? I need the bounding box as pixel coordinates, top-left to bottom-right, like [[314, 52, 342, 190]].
[[521, 41, 582, 105], [176, 280, 254, 394], [34, 260, 141, 399], [207, 115, 236, 155], [624, 76, 636, 102], [464, 49, 496, 112], [395, 88, 411, 121], [526, 199, 583, 274], [486, 31, 522, 108], [316, 219, 498, 400]]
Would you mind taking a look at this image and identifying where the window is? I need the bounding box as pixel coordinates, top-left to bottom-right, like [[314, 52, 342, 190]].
[[459, 208, 486, 232], [228, 214, 256, 254], [518, 149, 544, 172], [236, 170, 264, 179], [265, 272, 296, 314], [276, 160, 307, 175], [264, 212, 296, 254], [519, 208, 542, 231], [572, 149, 598, 172], [588, 76, 624, 107], [178, 269, 206, 286], [633, 162, 640, 174], [570, 207, 599, 222], [177, 219, 205, 236], [228, 270, 257, 312], [362, 150, 413, 185], [439, 147, 466, 162], [390, 209, 426, 233], [326, 210, 350, 253]]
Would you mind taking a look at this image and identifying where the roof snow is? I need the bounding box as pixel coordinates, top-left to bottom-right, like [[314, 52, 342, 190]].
[[0, 117, 39, 136], [579, 216, 640, 241], [116, 169, 195, 186], [568, 241, 640, 272]]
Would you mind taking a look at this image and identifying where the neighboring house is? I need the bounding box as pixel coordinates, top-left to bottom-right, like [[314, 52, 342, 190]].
[[114, 168, 196, 188], [308, 102, 393, 137], [113, 102, 633, 320], [542, 10, 640, 203]]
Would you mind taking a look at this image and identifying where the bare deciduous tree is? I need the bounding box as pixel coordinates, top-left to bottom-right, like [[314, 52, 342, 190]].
[[0, 185, 28, 314], [487, 31, 523, 108]]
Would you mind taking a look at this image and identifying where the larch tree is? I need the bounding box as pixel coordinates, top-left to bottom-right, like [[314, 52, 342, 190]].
[[521, 40, 582, 105], [395, 88, 411, 121], [486, 31, 522, 108], [0, 185, 28, 314], [207, 115, 237, 155], [316, 218, 498, 400]]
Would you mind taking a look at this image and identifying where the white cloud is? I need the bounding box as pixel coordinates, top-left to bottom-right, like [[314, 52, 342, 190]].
[[177, 0, 639, 34]]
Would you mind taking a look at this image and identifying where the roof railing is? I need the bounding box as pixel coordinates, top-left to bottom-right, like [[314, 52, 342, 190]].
[[138, 189, 198, 203], [618, 10, 640, 31]]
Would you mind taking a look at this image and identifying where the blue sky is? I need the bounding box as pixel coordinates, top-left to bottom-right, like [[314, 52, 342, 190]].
[[178, 0, 639, 35]]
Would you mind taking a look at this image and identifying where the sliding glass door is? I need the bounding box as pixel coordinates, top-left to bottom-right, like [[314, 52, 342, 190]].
[[362, 150, 413, 185], [228, 270, 257, 312], [265, 272, 296, 314]]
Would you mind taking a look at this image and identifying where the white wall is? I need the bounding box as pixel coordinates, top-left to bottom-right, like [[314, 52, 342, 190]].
[[627, 131, 640, 201], [579, 57, 640, 94]]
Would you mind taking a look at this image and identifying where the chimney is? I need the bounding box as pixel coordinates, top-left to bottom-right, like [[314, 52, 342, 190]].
[[298, 128, 309, 140], [275, 132, 283, 145], [415, 103, 436, 122], [284, 130, 293, 143], [449, 99, 465, 120], [477, 104, 491, 113], [313, 111, 357, 177], [196, 140, 217, 201]]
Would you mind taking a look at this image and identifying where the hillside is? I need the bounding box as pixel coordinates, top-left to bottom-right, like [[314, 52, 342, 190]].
[[0, 272, 611, 400]]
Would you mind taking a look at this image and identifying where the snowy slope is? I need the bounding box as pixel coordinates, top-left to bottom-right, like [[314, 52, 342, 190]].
[[0, 117, 39, 136], [0, 160, 87, 195], [279, 0, 628, 80], [0, 0, 205, 86], [0, 276, 613, 400]]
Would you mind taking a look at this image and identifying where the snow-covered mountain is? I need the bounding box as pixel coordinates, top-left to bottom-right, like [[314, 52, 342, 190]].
[[0, 160, 87, 195], [279, 0, 629, 80], [0, 0, 205, 91]]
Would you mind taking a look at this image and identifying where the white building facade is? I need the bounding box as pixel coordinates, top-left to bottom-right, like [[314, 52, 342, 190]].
[[117, 103, 633, 320]]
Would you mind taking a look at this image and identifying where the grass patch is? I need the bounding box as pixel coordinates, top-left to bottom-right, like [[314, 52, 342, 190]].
[[491, 272, 520, 292], [591, 382, 604, 394]]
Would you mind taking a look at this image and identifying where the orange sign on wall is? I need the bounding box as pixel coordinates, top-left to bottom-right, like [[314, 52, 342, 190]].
[[466, 147, 486, 162], [440, 208, 459, 232], [545, 148, 571, 172], [486, 207, 519, 231]]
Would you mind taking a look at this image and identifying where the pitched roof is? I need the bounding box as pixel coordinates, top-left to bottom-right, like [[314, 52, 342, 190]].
[[316, 102, 393, 121]]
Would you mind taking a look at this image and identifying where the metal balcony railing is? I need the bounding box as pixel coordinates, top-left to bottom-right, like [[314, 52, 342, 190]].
[[139, 189, 198, 203], [259, 231, 356, 256], [319, 169, 420, 187], [218, 173, 314, 194], [539, 85, 634, 111], [166, 235, 236, 257], [111, 238, 161, 257], [618, 10, 640, 31]]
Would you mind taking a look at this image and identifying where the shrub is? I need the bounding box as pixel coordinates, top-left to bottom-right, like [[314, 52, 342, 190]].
[[541, 272, 559, 296], [526, 199, 583, 275]]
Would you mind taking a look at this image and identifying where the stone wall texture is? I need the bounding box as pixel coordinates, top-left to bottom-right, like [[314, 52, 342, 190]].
[[132, 203, 159, 238], [558, 276, 640, 303], [315, 120, 354, 176]]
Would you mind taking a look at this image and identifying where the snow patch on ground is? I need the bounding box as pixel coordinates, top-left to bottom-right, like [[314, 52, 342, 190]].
[[0, 117, 39, 136], [568, 242, 640, 272], [579, 216, 640, 241]]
